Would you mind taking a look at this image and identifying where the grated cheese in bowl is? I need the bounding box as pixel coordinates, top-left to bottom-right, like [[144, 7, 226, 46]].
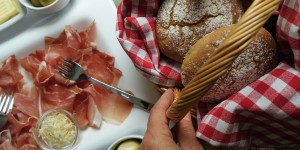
[[34, 109, 79, 150]]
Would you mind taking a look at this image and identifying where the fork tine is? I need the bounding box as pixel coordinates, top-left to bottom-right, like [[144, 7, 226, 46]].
[[63, 59, 74, 66], [58, 65, 71, 75], [0, 94, 10, 115], [0, 93, 4, 102], [0, 94, 6, 113], [61, 60, 73, 70], [57, 60, 74, 77], [5, 95, 14, 114]]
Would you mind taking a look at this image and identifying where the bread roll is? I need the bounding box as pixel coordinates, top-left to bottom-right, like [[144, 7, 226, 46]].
[[181, 25, 278, 103], [156, 0, 244, 62]]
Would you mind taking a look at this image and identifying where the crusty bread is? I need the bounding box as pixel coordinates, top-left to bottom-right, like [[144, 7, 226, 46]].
[[181, 25, 278, 103], [156, 0, 244, 62]]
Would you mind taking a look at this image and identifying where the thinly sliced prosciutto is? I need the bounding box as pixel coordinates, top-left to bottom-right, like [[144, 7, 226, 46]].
[[73, 94, 89, 128], [1, 109, 39, 149], [0, 22, 134, 149], [0, 56, 23, 93], [83, 84, 133, 124], [40, 83, 82, 112], [79, 22, 96, 49], [0, 130, 14, 150], [87, 96, 102, 128], [14, 84, 39, 118], [20, 54, 53, 85], [79, 50, 122, 86]]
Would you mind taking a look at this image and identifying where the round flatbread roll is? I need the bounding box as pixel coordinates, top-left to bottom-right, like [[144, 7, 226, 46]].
[[156, 0, 244, 62], [181, 25, 278, 103]]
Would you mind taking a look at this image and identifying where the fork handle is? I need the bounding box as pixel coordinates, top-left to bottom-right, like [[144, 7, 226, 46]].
[[87, 76, 152, 111], [0, 116, 7, 129]]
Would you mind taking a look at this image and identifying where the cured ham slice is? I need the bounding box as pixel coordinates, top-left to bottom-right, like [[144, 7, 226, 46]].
[[15, 131, 39, 150], [6, 109, 37, 135], [83, 84, 133, 124], [97, 93, 133, 124], [40, 84, 82, 113], [19, 54, 40, 74], [61, 25, 82, 49], [47, 25, 82, 50], [53, 72, 75, 86], [0, 55, 23, 92], [45, 44, 82, 66], [2, 109, 39, 149], [0, 130, 14, 150], [20, 53, 53, 85], [79, 50, 122, 86], [73, 94, 89, 128], [87, 97, 102, 128], [44, 37, 56, 50], [14, 84, 40, 118], [79, 22, 96, 49]]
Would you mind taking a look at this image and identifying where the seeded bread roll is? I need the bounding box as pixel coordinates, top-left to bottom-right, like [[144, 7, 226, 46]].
[[181, 25, 278, 103], [156, 0, 244, 62]]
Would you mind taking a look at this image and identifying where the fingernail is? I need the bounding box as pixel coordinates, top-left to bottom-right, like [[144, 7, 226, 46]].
[[163, 89, 173, 99], [183, 112, 191, 121]]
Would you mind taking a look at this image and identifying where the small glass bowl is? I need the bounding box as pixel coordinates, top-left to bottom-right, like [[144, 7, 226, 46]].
[[34, 108, 79, 150], [19, 0, 70, 14], [108, 135, 143, 150]]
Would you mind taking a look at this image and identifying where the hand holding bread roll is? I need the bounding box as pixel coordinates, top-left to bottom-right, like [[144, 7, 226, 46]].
[[166, 0, 281, 122]]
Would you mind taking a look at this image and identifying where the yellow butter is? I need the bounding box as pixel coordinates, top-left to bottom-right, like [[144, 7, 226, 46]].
[[117, 139, 141, 150], [0, 0, 20, 24]]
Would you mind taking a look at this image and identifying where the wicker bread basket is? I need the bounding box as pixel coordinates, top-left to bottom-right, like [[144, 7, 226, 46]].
[[166, 0, 281, 122]]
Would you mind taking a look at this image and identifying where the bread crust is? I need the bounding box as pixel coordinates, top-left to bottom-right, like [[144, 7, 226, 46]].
[[181, 25, 278, 103], [156, 0, 244, 62]]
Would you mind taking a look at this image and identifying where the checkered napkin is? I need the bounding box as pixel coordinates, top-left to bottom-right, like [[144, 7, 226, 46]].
[[116, 0, 300, 147], [116, 0, 181, 87]]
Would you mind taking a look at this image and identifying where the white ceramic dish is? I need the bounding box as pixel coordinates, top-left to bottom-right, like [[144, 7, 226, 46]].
[[19, 0, 70, 14], [0, 0, 161, 149], [108, 135, 143, 150], [0, 1, 27, 32]]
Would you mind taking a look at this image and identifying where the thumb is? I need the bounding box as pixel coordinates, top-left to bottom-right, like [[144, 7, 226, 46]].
[[177, 112, 203, 150]]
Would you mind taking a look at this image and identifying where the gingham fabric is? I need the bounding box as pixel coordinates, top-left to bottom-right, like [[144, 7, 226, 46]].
[[116, 0, 300, 147], [116, 0, 181, 87], [196, 62, 300, 147]]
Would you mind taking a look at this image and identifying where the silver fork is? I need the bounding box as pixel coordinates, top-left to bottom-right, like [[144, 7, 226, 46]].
[[57, 60, 152, 111], [0, 92, 14, 129]]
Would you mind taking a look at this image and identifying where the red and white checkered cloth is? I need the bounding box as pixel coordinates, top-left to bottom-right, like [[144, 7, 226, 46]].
[[116, 0, 300, 147], [116, 0, 181, 87]]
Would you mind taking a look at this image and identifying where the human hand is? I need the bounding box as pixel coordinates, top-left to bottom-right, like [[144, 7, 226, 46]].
[[139, 89, 203, 150]]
